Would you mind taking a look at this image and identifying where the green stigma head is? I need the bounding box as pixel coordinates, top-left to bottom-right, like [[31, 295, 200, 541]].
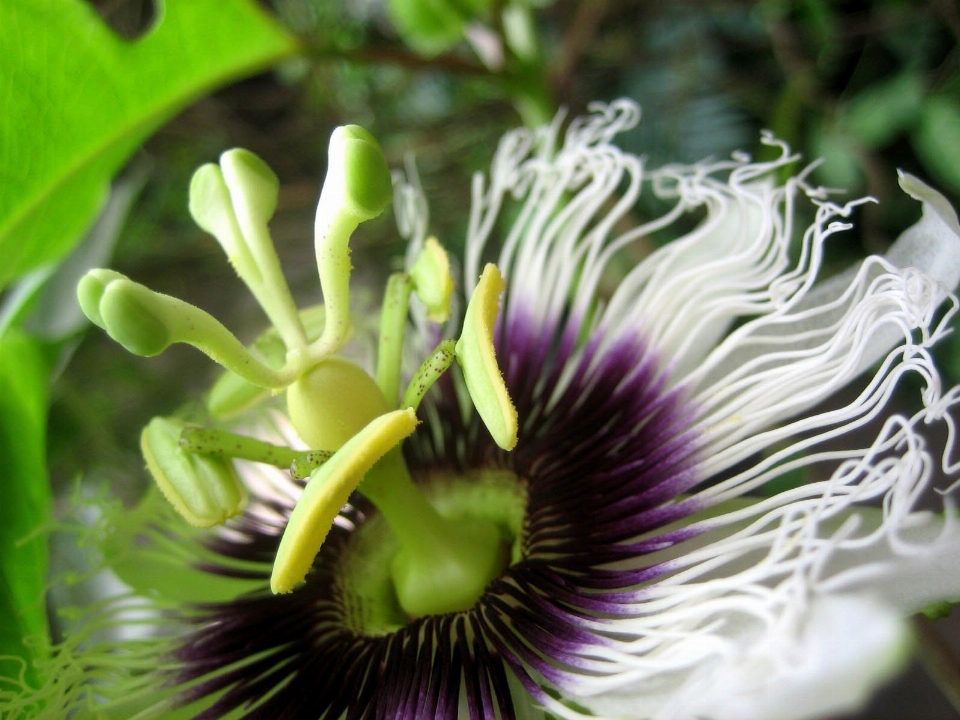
[[78, 271, 171, 357], [328, 125, 393, 222]]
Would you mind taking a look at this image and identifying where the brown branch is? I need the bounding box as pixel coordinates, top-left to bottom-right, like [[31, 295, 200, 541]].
[[551, 0, 611, 96], [913, 614, 960, 715], [304, 43, 495, 78], [932, 0, 960, 43]]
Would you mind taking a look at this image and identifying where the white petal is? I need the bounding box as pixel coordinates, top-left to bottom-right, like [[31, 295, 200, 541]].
[[894, 171, 960, 286], [667, 594, 911, 720], [818, 507, 960, 613], [803, 172, 960, 380], [563, 594, 910, 720]]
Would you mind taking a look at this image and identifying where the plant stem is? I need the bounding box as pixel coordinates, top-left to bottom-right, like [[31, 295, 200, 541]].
[[376, 272, 413, 406], [914, 614, 960, 714]]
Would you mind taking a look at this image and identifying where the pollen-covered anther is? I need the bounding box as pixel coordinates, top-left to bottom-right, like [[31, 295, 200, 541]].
[[410, 236, 454, 323], [455, 263, 518, 450], [141, 416, 248, 528], [271, 408, 419, 594]]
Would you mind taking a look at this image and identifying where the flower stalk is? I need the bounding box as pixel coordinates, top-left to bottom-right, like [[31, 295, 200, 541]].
[[376, 271, 414, 405]]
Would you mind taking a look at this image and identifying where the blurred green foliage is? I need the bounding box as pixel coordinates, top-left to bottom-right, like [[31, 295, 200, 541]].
[[0, 330, 52, 691]]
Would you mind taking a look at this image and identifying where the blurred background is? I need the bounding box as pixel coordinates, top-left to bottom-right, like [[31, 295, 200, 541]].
[[38, 1, 960, 717]]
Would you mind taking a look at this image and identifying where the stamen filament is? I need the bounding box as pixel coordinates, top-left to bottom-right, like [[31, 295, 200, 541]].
[[290, 450, 334, 480], [376, 271, 413, 405], [178, 426, 303, 468]]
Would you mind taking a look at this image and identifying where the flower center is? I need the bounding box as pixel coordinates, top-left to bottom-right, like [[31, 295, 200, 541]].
[[336, 470, 526, 633], [281, 358, 515, 618], [79, 127, 524, 621]]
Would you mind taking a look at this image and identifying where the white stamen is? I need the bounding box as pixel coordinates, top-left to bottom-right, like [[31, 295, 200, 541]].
[[394, 100, 960, 720]]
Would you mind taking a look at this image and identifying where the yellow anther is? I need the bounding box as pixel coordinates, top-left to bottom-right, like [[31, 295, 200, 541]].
[[455, 263, 518, 451], [271, 408, 419, 594], [141, 417, 247, 528], [410, 236, 454, 323]]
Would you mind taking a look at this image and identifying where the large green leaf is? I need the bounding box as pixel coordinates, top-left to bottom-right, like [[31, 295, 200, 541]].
[[0, 0, 300, 290], [0, 330, 52, 689]]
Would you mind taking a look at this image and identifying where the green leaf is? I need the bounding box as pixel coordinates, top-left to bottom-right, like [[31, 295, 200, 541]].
[[913, 96, 960, 194], [810, 120, 863, 190], [839, 72, 923, 149], [0, 329, 52, 689], [386, 0, 468, 56], [0, 0, 300, 290]]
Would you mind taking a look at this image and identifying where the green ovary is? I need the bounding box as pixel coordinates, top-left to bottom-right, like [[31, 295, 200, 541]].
[[287, 357, 391, 451]]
